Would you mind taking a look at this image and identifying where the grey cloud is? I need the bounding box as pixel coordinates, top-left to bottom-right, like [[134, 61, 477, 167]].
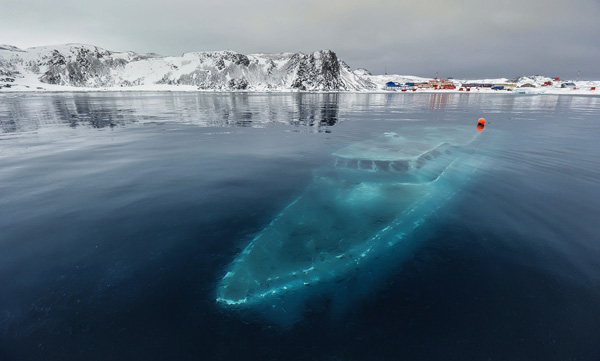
[[1, 0, 599, 78]]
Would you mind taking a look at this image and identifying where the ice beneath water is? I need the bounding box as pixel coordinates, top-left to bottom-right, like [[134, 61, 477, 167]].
[[216, 125, 482, 313]]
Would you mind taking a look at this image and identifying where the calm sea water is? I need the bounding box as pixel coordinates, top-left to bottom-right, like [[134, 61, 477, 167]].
[[1, 92, 599, 361]]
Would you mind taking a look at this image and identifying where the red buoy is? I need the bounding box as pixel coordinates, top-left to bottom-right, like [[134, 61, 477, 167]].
[[477, 117, 486, 131]]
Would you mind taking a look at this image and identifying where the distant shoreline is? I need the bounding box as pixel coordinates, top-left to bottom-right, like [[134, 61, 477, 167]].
[[2, 88, 599, 96], [3, 44, 599, 95]]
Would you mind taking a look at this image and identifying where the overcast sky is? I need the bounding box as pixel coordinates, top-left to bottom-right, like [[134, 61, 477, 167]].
[[1, 0, 599, 78]]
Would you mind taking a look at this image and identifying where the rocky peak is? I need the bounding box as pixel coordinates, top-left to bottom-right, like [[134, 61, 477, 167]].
[[0, 44, 376, 91]]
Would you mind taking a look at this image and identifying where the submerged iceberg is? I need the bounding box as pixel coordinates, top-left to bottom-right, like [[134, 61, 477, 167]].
[[216, 125, 484, 320]]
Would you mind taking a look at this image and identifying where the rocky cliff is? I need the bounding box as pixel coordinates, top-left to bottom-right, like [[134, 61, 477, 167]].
[[0, 44, 375, 91]]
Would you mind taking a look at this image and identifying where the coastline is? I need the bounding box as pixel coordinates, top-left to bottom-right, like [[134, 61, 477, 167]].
[[2, 87, 599, 96]]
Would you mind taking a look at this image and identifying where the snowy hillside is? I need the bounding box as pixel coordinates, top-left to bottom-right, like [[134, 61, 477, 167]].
[[1, 43, 598, 94], [0, 44, 375, 91]]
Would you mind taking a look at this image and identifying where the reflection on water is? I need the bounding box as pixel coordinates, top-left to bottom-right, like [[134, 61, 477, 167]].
[[4, 92, 600, 134], [3, 93, 600, 135], [428, 93, 454, 110], [0, 93, 343, 133]]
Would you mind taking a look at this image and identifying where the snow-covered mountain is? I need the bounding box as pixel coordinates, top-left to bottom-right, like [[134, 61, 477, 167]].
[[0, 44, 375, 91], [2, 43, 598, 93]]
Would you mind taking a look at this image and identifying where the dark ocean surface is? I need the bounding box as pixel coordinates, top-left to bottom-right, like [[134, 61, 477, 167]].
[[1, 92, 599, 361]]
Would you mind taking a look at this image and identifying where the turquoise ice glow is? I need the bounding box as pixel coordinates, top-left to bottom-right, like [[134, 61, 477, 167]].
[[216, 126, 483, 308]]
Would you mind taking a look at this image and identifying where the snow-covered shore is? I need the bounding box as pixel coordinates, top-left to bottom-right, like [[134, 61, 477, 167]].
[[1, 43, 598, 95], [369, 74, 600, 96]]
